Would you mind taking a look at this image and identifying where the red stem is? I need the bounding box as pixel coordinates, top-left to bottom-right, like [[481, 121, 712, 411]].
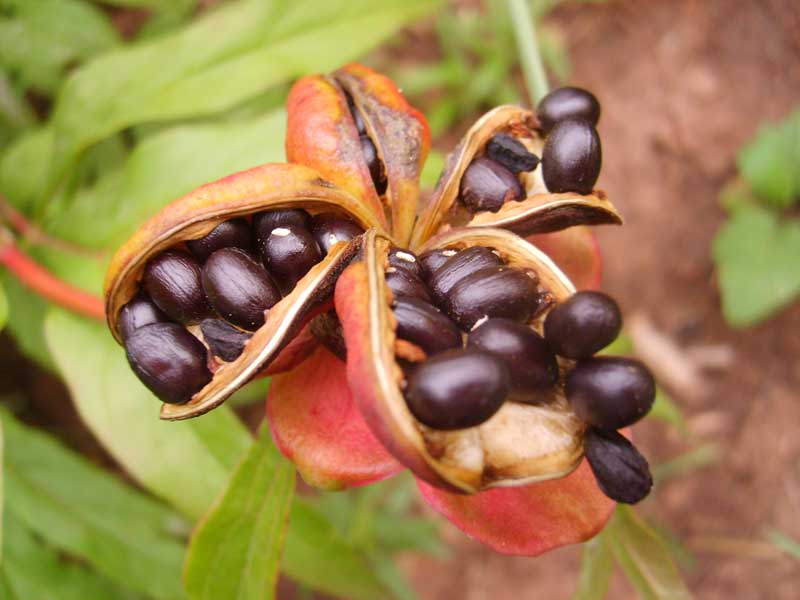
[[0, 234, 105, 321]]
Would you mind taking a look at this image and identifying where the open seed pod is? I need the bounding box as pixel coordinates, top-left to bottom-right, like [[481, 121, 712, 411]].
[[286, 63, 430, 248], [104, 163, 383, 420], [335, 227, 588, 493], [411, 105, 622, 248]]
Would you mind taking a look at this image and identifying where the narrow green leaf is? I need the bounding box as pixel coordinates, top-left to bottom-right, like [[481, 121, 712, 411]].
[[0, 126, 54, 212], [1, 411, 187, 599], [421, 149, 445, 190], [185, 426, 295, 600], [712, 204, 800, 326], [764, 529, 800, 560], [0, 282, 7, 333], [604, 506, 692, 600], [737, 108, 800, 209], [571, 536, 614, 600], [0, 417, 3, 563], [1, 512, 141, 600]]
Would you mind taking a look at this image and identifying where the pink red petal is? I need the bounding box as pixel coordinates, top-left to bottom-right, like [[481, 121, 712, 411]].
[[528, 226, 602, 290], [267, 346, 402, 490]]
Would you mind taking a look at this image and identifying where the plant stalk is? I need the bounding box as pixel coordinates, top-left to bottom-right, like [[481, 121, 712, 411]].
[[506, 0, 550, 105]]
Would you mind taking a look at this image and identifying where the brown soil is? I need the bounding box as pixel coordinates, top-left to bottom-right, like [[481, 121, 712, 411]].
[[401, 1, 800, 599]]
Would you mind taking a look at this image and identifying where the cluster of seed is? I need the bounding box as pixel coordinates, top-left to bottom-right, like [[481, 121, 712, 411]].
[[458, 87, 602, 213], [386, 245, 654, 503], [120, 209, 363, 405]]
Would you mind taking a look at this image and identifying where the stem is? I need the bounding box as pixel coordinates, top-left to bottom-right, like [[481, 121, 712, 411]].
[[0, 228, 105, 321], [506, 0, 550, 105]]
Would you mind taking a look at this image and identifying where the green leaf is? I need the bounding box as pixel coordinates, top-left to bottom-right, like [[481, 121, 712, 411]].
[[47, 0, 441, 194], [738, 109, 800, 209], [571, 536, 613, 600], [421, 149, 445, 190], [764, 529, 800, 560], [44, 309, 251, 520], [1, 512, 141, 600], [0, 0, 119, 94], [1, 411, 187, 599], [0, 272, 54, 370], [712, 204, 800, 326], [184, 426, 295, 600], [604, 506, 692, 600], [0, 126, 54, 212], [0, 281, 7, 332], [0, 417, 3, 562]]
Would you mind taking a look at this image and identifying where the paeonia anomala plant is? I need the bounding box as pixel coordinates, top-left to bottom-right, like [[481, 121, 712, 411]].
[[104, 64, 656, 555]]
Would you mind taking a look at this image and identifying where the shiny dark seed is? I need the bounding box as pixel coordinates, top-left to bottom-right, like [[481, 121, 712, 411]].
[[143, 250, 211, 324], [536, 86, 601, 134], [584, 427, 652, 504], [186, 218, 254, 262], [118, 292, 169, 341], [485, 133, 540, 173], [544, 291, 621, 359], [417, 248, 457, 280], [345, 92, 367, 134], [542, 119, 601, 195], [125, 323, 211, 404], [446, 266, 540, 330], [388, 248, 423, 280], [405, 348, 510, 430], [201, 248, 280, 330], [467, 318, 558, 401], [310, 213, 363, 253], [385, 269, 432, 302], [428, 246, 503, 306], [257, 223, 322, 292], [200, 318, 252, 362], [361, 136, 387, 195], [459, 157, 524, 213], [252, 209, 310, 235], [565, 356, 656, 429], [392, 297, 462, 356]]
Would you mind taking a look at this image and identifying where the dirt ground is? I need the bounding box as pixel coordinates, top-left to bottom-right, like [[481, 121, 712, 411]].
[[400, 1, 800, 598]]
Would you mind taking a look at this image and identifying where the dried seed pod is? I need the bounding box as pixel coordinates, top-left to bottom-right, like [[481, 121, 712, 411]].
[[118, 292, 169, 341], [385, 269, 432, 303], [459, 157, 523, 213], [417, 248, 456, 280], [201, 248, 281, 330], [186, 217, 254, 261], [544, 291, 621, 358], [258, 223, 323, 292], [565, 357, 656, 429], [485, 133, 540, 173], [428, 246, 503, 305], [542, 119, 602, 195], [200, 318, 252, 362], [125, 323, 212, 404], [387, 248, 422, 280], [583, 428, 652, 504], [468, 318, 558, 401], [536, 87, 601, 134], [446, 266, 541, 330], [392, 296, 462, 356], [405, 348, 511, 430], [310, 213, 364, 253], [142, 250, 211, 324]]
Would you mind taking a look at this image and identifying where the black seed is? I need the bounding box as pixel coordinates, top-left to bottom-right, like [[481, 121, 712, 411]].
[[467, 318, 558, 401], [584, 427, 652, 504], [385, 269, 432, 302], [186, 218, 254, 262], [388, 248, 423, 280], [565, 356, 656, 429], [537, 86, 601, 134], [201, 248, 280, 330], [252, 209, 310, 235], [118, 292, 169, 341], [200, 318, 252, 362], [485, 133, 540, 173], [361, 135, 387, 195], [310, 213, 363, 253], [393, 297, 462, 356], [428, 246, 503, 306], [257, 223, 322, 292], [345, 92, 367, 134], [405, 348, 510, 430], [459, 157, 524, 213], [446, 266, 540, 330], [125, 323, 211, 404], [142, 250, 211, 324], [544, 291, 622, 359], [542, 119, 601, 195], [417, 248, 457, 281]]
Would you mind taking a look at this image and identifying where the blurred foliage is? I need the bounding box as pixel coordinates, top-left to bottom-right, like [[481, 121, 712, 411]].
[[713, 108, 800, 327]]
